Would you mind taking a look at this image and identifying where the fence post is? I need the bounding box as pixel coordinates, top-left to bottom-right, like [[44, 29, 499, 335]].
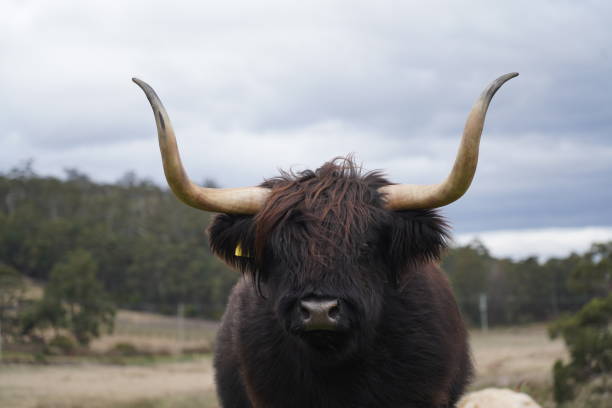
[[177, 303, 185, 345], [479, 293, 488, 332]]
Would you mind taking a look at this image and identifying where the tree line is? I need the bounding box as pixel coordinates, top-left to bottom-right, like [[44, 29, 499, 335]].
[[442, 239, 610, 327], [0, 162, 235, 322], [0, 161, 609, 329]]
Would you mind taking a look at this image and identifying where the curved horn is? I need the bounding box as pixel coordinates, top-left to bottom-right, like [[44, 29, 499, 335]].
[[380, 72, 518, 210], [132, 78, 270, 214]]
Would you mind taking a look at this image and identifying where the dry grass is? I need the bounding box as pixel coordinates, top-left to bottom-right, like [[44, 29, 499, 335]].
[[0, 357, 218, 408], [470, 324, 566, 388], [0, 323, 566, 408], [90, 310, 219, 355], [469, 324, 567, 407]]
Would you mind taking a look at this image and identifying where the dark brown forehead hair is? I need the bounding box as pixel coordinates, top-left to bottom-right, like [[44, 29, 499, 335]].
[[208, 156, 450, 287]]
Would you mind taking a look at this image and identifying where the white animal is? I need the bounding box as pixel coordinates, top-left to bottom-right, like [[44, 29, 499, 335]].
[[457, 388, 542, 408]]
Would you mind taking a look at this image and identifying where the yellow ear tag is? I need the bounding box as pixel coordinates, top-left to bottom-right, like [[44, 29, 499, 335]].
[[235, 243, 249, 257]]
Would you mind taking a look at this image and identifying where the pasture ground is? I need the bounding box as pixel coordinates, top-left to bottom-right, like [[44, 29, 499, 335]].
[[0, 315, 567, 408]]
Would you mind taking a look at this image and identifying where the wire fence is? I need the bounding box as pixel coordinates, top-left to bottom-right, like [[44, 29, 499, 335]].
[[93, 306, 220, 354]]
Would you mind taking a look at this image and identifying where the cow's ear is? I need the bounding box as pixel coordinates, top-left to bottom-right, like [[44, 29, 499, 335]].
[[208, 214, 257, 274], [386, 209, 449, 269]]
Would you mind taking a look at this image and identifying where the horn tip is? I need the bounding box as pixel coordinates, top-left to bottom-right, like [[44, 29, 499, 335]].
[[482, 72, 519, 101], [132, 78, 157, 100], [499, 72, 519, 83]]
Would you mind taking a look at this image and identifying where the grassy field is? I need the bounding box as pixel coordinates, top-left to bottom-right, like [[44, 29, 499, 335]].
[[0, 358, 218, 408], [468, 325, 566, 407], [0, 318, 567, 408], [90, 310, 219, 355]]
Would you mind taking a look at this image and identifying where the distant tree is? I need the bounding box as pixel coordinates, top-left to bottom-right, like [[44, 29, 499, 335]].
[[7, 159, 36, 179], [117, 170, 139, 187], [568, 242, 612, 298], [63, 168, 91, 184], [0, 263, 26, 340], [20, 295, 64, 342], [506, 257, 557, 322], [22, 250, 115, 346], [549, 294, 612, 404], [485, 258, 515, 325], [442, 240, 492, 324], [0, 263, 25, 311], [543, 254, 583, 314]]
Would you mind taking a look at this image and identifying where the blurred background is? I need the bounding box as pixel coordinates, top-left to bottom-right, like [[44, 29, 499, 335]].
[[1, 1, 611, 407]]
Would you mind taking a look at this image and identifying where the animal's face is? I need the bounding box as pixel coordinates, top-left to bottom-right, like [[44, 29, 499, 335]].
[[209, 159, 449, 359]]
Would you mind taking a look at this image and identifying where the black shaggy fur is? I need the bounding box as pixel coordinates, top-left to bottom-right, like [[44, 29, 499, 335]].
[[208, 158, 472, 408]]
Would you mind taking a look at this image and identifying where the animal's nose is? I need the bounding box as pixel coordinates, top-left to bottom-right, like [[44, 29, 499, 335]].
[[299, 298, 340, 331]]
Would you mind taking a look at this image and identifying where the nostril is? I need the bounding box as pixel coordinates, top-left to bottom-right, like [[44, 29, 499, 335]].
[[328, 305, 339, 319], [300, 305, 311, 320]]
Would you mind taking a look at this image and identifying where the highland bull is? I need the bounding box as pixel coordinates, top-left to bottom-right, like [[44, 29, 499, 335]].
[[133, 72, 517, 408]]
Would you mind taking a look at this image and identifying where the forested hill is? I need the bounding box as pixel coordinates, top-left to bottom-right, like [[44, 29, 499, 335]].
[[0, 163, 236, 319], [1, 163, 609, 324]]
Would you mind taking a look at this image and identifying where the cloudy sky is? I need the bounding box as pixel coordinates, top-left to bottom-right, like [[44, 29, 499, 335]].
[[2, 0, 611, 259]]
